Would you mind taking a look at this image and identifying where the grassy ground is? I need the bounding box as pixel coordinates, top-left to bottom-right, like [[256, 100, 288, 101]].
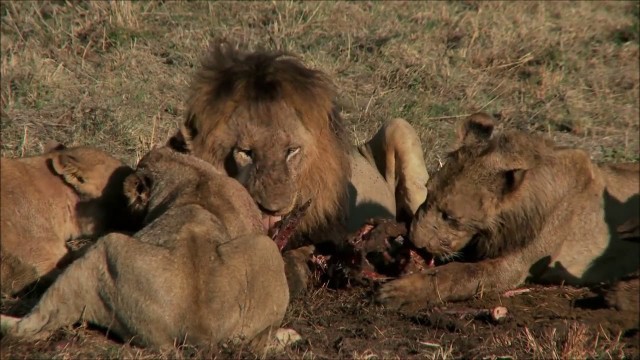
[[1, 1, 639, 359]]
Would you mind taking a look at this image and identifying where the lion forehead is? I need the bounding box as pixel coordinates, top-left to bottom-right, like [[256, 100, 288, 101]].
[[227, 102, 312, 148]]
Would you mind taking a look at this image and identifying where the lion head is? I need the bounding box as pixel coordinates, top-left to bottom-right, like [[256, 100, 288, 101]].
[[168, 42, 351, 239], [410, 112, 594, 261]]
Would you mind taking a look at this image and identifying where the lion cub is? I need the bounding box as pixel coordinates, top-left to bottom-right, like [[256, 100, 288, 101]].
[[2, 147, 292, 351], [1, 143, 136, 296]]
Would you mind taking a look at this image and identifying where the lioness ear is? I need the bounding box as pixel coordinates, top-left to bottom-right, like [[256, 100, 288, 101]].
[[123, 172, 151, 213], [456, 112, 496, 147], [43, 140, 66, 153], [50, 153, 88, 192], [502, 168, 527, 196]]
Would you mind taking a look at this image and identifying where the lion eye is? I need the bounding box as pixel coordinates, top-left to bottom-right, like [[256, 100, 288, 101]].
[[286, 146, 301, 161]]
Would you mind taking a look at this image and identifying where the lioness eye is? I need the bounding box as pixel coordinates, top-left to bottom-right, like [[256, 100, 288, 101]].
[[286, 147, 301, 160], [441, 210, 458, 223]]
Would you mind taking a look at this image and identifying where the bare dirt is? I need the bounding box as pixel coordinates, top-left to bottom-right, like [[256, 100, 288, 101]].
[[2, 280, 638, 359]]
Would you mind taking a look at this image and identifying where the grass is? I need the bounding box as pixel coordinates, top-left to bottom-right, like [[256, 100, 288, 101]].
[[2, 1, 638, 166], [1, 1, 639, 359]]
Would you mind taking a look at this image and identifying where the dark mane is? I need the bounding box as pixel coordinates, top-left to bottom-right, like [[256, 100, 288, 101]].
[[188, 41, 350, 150], [171, 41, 354, 239]]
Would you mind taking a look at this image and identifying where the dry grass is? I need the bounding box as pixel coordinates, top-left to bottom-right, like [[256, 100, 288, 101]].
[[519, 322, 627, 360], [2, 1, 638, 167], [1, 1, 638, 359]]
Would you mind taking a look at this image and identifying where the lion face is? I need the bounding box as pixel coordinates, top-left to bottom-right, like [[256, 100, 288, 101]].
[[168, 43, 351, 238], [225, 102, 312, 227]]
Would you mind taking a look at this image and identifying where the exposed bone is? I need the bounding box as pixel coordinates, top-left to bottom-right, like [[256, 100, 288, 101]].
[[502, 288, 532, 297], [344, 219, 433, 281], [308, 218, 433, 285], [434, 306, 509, 323], [271, 199, 312, 251]]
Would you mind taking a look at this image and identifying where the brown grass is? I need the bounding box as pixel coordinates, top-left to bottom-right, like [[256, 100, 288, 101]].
[[1, 1, 638, 359]]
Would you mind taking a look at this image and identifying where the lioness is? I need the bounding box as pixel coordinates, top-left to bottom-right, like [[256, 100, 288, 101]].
[[377, 113, 640, 311], [167, 42, 430, 288], [1, 147, 291, 351], [1, 142, 136, 296]]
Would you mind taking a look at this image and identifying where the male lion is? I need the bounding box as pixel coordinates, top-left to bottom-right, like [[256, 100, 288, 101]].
[[167, 42, 430, 283], [1, 147, 292, 351], [1, 142, 136, 296], [377, 113, 640, 311]]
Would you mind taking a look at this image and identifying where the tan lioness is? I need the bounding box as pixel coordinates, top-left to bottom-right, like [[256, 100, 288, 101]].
[[1, 147, 293, 352], [377, 113, 639, 311], [1, 143, 136, 296]]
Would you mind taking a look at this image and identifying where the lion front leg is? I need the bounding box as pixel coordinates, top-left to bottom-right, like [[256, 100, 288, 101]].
[[360, 118, 429, 221], [376, 258, 524, 312], [283, 245, 316, 298], [2, 234, 127, 340]]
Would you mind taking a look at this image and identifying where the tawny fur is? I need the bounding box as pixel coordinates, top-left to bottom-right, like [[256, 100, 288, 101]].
[[377, 113, 639, 311], [167, 41, 429, 248], [166, 43, 429, 296], [1, 147, 290, 351], [0, 143, 135, 296], [169, 42, 352, 237]]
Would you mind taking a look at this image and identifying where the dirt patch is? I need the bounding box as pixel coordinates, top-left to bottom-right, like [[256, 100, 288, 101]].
[[282, 284, 638, 359], [2, 282, 638, 359]]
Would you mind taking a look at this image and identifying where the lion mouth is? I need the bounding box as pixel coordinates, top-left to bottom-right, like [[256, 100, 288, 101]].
[[262, 214, 283, 236], [266, 199, 312, 252]]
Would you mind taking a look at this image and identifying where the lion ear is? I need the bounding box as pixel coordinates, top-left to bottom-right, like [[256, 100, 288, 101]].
[[456, 112, 496, 147], [502, 168, 527, 196], [123, 172, 151, 213]]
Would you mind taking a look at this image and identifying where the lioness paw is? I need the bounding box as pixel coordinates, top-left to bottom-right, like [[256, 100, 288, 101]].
[[264, 328, 303, 353], [376, 272, 437, 312], [275, 328, 302, 346], [0, 314, 19, 336]]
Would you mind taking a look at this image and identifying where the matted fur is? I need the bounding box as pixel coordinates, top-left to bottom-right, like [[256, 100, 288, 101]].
[[416, 114, 601, 259], [435, 129, 570, 259], [378, 113, 639, 311], [169, 41, 352, 238]]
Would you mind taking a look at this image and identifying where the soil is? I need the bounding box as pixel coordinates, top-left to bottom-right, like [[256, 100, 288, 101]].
[[282, 283, 639, 359], [2, 280, 638, 359]]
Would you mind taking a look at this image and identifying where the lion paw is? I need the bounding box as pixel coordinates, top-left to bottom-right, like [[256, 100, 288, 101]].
[[283, 245, 315, 298]]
